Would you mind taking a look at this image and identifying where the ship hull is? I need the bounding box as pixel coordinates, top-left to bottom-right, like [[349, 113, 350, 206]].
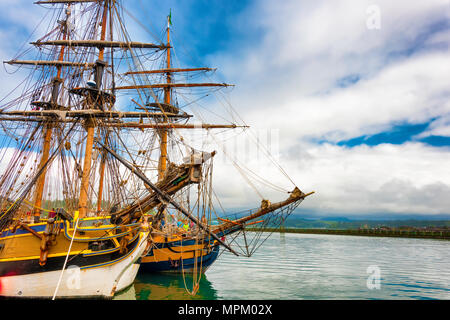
[[0, 221, 148, 298], [139, 225, 240, 274], [140, 243, 219, 274], [0, 261, 141, 299]]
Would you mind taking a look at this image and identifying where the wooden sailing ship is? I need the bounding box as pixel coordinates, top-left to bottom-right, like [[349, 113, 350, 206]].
[[0, 0, 313, 298], [100, 11, 314, 277]]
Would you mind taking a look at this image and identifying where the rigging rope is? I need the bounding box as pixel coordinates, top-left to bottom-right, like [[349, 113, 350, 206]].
[[52, 217, 79, 300]]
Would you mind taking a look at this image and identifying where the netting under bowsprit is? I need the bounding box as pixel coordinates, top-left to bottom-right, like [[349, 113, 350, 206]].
[[220, 198, 304, 258]]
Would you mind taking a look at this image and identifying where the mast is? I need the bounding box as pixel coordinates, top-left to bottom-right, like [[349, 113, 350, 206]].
[[96, 1, 115, 214], [157, 13, 172, 181], [96, 132, 107, 213], [32, 3, 71, 220], [78, 0, 109, 218]]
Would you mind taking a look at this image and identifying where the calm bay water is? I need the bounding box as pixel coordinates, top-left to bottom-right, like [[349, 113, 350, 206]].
[[115, 233, 450, 300]]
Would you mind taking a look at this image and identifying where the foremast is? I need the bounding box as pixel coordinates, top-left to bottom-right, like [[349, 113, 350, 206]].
[[157, 14, 172, 181], [32, 3, 72, 220]]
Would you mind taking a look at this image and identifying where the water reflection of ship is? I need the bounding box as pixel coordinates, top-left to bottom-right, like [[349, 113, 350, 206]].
[[113, 283, 136, 300], [131, 273, 218, 300]]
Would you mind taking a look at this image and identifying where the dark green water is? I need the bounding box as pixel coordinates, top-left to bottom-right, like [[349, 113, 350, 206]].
[[115, 233, 450, 300]]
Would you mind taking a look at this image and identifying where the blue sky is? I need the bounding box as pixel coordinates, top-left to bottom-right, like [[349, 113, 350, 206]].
[[0, 0, 449, 218], [336, 122, 450, 147], [113, 0, 256, 61]]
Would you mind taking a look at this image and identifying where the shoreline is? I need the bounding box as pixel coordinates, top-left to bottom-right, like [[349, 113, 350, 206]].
[[247, 227, 450, 240]]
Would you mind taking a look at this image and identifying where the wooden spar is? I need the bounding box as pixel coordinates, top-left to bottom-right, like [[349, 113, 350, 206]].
[[78, 0, 109, 219], [4, 60, 95, 68], [95, 0, 111, 212], [245, 220, 264, 226], [124, 67, 215, 75], [104, 123, 247, 129], [78, 122, 95, 218], [158, 129, 168, 180], [96, 132, 108, 213], [96, 0, 117, 213], [98, 1, 108, 61], [0, 110, 191, 119], [158, 15, 172, 181], [115, 83, 233, 90], [33, 4, 71, 217], [32, 126, 53, 217], [96, 158, 106, 212], [216, 190, 315, 230], [34, 0, 100, 4], [31, 40, 167, 50], [217, 217, 241, 226], [0, 118, 244, 130], [96, 139, 240, 256], [94, 1, 109, 211]]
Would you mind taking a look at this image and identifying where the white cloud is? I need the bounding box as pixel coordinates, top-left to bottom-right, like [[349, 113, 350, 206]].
[[202, 0, 450, 216], [209, 140, 450, 215], [233, 52, 449, 146], [214, 0, 449, 94], [290, 142, 450, 215], [415, 115, 450, 138]]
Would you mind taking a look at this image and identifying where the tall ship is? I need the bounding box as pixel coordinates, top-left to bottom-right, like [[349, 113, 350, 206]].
[[0, 0, 312, 298], [100, 6, 314, 281]]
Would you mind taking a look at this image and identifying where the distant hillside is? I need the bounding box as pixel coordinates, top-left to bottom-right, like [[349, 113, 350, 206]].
[[281, 216, 450, 229]]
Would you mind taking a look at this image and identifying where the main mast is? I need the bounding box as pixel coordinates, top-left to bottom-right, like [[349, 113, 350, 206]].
[[96, 0, 115, 214], [78, 0, 109, 218]]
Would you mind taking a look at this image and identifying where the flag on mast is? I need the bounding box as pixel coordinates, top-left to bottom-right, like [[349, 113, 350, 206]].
[[168, 9, 172, 27]]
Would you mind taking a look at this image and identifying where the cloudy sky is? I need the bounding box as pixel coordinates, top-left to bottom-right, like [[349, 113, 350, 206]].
[[0, 0, 449, 219]]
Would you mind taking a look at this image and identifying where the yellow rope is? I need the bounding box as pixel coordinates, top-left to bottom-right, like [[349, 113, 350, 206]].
[[22, 199, 53, 213], [0, 197, 21, 221]]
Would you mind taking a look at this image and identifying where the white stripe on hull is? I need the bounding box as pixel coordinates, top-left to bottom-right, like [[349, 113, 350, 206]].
[[0, 232, 148, 298]]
